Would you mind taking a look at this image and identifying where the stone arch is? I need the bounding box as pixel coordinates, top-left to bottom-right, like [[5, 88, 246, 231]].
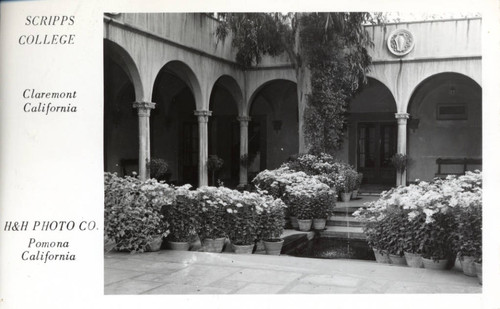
[[247, 79, 299, 174], [342, 77, 398, 186], [406, 71, 482, 114], [246, 78, 296, 116], [207, 75, 244, 187], [406, 72, 482, 182], [153, 60, 203, 111], [148, 60, 205, 186], [210, 75, 244, 115], [104, 39, 145, 102]]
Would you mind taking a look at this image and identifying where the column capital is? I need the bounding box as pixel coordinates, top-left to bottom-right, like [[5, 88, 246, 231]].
[[194, 110, 212, 123], [237, 116, 251, 126], [395, 113, 410, 124], [133, 101, 156, 117]]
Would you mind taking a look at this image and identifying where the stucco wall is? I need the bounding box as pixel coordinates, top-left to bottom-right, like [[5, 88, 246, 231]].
[[407, 74, 482, 181]]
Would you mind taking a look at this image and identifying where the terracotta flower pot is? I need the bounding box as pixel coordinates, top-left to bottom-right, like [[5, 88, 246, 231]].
[[460, 256, 477, 277], [263, 239, 284, 255], [290, 216, 299, 229], [340, 192, 352, 202], [313, 218, 327, 230], [104, 238, 116, 253], [202, 237, 225, 253], [404, 251, 423, 268], [389, 254, 407, 266], [297, 219, 312, 231], [147, 236, 164, 252], [373, 248, 390, 263], [352, 189, 359, 199], [422, 257, 449, 270], [168, 240, 190, 251], [475, 262, 482, 285], [231, 243, 254, 254]]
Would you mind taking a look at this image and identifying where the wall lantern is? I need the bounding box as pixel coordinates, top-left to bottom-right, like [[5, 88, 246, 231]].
[[408, 117, 420, 132]]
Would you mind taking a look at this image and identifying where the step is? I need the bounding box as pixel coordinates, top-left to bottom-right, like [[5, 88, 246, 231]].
[[332, 207, 362, 216], [319, 226, 366, 240], [327, 215, 365, 227], [281, 230, 315, 255]]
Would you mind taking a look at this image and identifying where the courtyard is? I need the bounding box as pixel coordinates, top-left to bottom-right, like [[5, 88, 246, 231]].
[[103, 13, 483, 297], [104, 248, 481, 294]]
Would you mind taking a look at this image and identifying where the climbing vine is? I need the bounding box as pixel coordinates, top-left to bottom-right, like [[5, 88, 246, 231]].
[[216, 13, 372, 154], [300, 13, 372, 153]]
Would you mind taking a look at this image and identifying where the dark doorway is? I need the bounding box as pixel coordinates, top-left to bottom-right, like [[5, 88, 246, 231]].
[[180, 121, 199, 187], [357, 122, 396, 185]]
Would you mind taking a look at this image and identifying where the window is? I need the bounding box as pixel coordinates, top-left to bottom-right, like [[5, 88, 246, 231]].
[[437, 103, 467, 120]]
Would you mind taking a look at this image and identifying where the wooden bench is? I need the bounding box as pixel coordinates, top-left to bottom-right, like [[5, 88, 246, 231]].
[[435, 158, 482, 178]]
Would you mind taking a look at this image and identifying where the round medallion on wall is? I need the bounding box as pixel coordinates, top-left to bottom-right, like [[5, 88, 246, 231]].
[[387, 29, 415, 57]]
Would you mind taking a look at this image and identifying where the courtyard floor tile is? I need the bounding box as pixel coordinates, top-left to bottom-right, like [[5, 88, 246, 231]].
[[104, 250, 481, 294]]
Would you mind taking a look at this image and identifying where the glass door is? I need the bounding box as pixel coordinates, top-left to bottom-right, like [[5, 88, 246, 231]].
[[358, 123, 396, 184]]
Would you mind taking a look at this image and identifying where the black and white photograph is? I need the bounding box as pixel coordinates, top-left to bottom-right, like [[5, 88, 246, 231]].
[[103, 12, 483, 294], [1, 1, 500, 308]]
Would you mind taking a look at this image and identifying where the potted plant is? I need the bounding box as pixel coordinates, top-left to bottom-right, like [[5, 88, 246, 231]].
[[104, 173, 173, 253], [339, 168, 357, 202], [224, 194, 259, 254], [207, 155, 224, 186], [147, 158, 170, 182], [391, 153, 408, 186], [164, 187, 199, 251], [383, 208, 408, 266], [365, 223, 390, 264], [454, 200, 482, 277], [420, 212, 456, 270], [196, 187, 229, 253], [353, 198, 390, 263], [257, 196, 286, 255], [311, 190, 336, 230], [352, 173, 363, 199], [403, 212, 425, 268]]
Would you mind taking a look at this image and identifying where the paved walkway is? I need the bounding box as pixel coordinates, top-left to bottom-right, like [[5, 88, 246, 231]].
[[104, 250, 481, 294]]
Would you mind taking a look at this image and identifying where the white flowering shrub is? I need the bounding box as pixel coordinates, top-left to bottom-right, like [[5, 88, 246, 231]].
[[104, 172, 175, 253], [253, 166, 336, 219], [353, 171, 482, 260]]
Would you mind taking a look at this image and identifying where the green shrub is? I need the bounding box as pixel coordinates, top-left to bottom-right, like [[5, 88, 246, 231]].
[[354, 171, 482, 261], [104, 173, 174, 253], [224, 195, 259, 245], [256, 195, 286, 241], [311, 190, 336, 219], [164, 186, 199, 242], [147, 158, 169, 181], [196, 186, 230, 240], [454, 203, 482, 261]]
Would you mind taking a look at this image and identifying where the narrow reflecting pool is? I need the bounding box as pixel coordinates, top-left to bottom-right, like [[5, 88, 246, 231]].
[[289, 238, 375, 261]]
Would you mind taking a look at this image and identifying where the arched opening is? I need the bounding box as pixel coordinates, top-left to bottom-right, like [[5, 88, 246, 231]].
[[345, 77, 398, 187], [248, 80, 299, 179], [407, 72, 482, 181], [208, 76, 242, 187], [103, 40, 140, 176], [151, 61, 200, 186]]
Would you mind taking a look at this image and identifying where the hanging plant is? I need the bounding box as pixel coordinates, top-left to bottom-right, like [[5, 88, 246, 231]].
[[390, 153, 408, 172]]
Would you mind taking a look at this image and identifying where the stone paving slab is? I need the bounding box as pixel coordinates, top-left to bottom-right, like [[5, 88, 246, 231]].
[[104, 250, 482, 295]]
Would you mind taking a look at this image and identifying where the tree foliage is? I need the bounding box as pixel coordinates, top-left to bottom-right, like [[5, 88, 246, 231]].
[[215, 13, 372, 154]]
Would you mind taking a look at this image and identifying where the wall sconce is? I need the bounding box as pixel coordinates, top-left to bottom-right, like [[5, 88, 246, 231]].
[[408, 117, 420, 133], [272, 120, 282, 134], [449, 86, 456, 96]]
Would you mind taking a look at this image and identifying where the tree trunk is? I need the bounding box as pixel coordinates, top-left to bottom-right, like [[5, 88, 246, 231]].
[[295, 14, 313, 154]]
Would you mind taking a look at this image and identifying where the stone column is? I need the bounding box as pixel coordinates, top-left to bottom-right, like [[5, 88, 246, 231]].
[[237, 116, 251, 187], [395, 113, 410, 186], [133, 101, 156, 180], [194, 110, 212, 187]]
